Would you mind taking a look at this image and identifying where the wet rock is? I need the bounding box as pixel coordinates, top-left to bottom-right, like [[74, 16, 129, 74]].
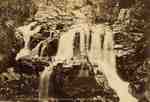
[[49, 60, 119, 102], [113, 0, 150, 101], [15, 56, 48, 75]]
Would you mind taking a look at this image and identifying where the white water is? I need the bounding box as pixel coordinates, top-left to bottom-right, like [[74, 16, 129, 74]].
[[55, 23, 90, 60], [14, 22, 53, 102], [16, 22, 41, 60], [91, 24, 137, 102], [88, 25, 103, 65], [89, 24, 137, 102], [55, 23, 137, 102], [15, 21, 137, 102], [55, 30, 74, 61], [15, 27, 31, 60], [39, 66, 53, 102]]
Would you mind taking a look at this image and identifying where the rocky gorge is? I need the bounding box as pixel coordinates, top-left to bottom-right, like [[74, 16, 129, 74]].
[[0, 0, 149, 102]]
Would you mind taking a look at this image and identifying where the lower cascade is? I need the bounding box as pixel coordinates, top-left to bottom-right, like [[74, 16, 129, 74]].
[[39, 66, 53, 102]]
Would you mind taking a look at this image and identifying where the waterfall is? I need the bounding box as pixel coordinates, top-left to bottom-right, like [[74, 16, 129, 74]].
[[15, 21, 138, 102], [15, 27, 32, 60], [55, 22, 137, 102], [93, 24, 137, 102], [39, 66, 53, 102], [16, 22, 41, 60], [55, 23, 90, 61], [55, 30, 74, 61], [14, 22, 54, 102], [88, 24, 104, 66]]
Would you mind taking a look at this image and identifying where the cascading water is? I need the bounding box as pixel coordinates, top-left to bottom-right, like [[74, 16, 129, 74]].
[[54, 22, 138, 102], [55, 23, 90, 60], [90, 24, 137, 102], [15, 20, 138, 102], [14, 22, 54, 102], [15, 27, 32, 60], [55, 30, 74, 61], [38, 39, 57, 102], [39, 66, 53, 102], [16, 22, 41, 60], [88, 24, 103, 66]]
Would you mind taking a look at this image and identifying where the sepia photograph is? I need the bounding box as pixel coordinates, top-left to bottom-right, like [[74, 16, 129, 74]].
[[0, 0, 149, 102]]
